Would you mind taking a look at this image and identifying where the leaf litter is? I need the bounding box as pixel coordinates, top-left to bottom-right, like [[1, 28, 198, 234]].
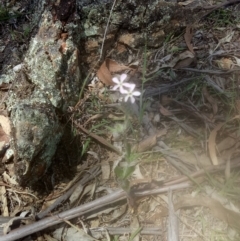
[[2, 1, 240, 241]]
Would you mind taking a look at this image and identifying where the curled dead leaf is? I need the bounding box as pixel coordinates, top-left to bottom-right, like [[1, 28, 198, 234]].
[[132, 129, 167, 152], [202, 86, 218, 115], [184, 25, 194, 54], [96, 59, 134, 86]]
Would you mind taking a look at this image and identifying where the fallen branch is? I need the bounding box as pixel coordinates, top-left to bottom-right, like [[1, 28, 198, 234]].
[[1, 158, 240, 241]]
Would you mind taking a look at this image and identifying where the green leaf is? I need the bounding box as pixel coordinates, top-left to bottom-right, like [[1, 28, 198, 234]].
[[114, 166, 135, 180], [128, 227, 142, 241]]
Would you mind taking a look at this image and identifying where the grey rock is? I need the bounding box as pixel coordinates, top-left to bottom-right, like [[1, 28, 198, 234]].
[[8, 8, 81, 185], [11, 96, 62, 186]]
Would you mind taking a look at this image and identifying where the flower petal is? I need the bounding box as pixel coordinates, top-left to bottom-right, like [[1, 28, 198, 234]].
[[119, 86, 127, 94], [121, 88, 128, 94], [112, 85, 119, 91], [112, 77, 120, 84], [124, 95, 129, 102], [123, 83, 135, 91], [129, 96, 135, 103], [133, 91, 141, 96], [120, 73, 127, 82]]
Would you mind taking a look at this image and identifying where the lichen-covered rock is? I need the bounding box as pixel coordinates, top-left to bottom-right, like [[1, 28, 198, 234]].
[[1, 0, 204, 187], [25, 10, 81, 110], [7, 8, 81, 186], [10, 96, 62, 186]]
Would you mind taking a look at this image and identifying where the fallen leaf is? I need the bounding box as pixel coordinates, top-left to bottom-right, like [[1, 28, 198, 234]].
[[208, 122, 224, 165], [208, 115, 240, 165], [96, 59, 133, 86], [219, 30, 235, 44], [159, 104, 173, 116], [130, 216, 141, 241], [174, 57, 195, 69], [232, 56, 240, 66], [217, 133, 239, 152], [184, 25, 194, 54], [0, 186, 8, 216], [106, 58, 132, 72], [53, 227, 97, 241], [132, 129, 167, 152], [202, 86, 218, 115], [216, 57, 234, 70], [175, 195, 240, 231], [235, 99, 240, 115], [168, 189, 178, 241], [214, 30, 235, 51], [165, 50, 195, 68], [178, 0, 194, 6], [132, 164, 144, 179], [0, 115, 11, 135], [96, 60, 113, 85], [101, 160, 111, 180]]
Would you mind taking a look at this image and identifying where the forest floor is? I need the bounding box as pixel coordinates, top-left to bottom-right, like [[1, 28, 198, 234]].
[[1, 0, 240, 241]]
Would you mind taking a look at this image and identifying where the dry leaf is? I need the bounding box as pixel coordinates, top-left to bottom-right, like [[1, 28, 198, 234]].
[[2, 171, 18, 185], [166, 50, 195, 68], [216, 57, 234, 70], [202, 86, 218, 115], [232, 56, 240, 66], [106, 58, 132, 73], [132, 164, 144, 179], [130, 216, 141, 241], [0, 115, 11, 154], [219, 30, 235, 44], [0, 115, 11, 136], [0, 186, 8, 216], [174, 57, 195, 69], [178, 0, 194, 6], [217, 133, 239, 152], [96, 59, 133, 86], [235, 99, 240, 114], [214, 30, 235, 51], [53, 227, 97, 241], [96, 60, 113, 85], [208, 115, 240, 165], [159, 104, 173, 116], [208, 123, 224, 165], [175, 195, 240, 231], [101, 160, 111, 180], [184, 25, 194, 54], [168, 189, 178, 241], [132, 129, 167, 152]]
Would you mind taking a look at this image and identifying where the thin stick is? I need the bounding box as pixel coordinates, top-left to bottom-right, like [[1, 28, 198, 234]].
[[99, 0, 117, 61]]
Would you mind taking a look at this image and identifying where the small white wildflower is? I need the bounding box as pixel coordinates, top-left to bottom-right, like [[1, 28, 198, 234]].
[[112, 73, 129, 93], [121, 83, 141, 103]]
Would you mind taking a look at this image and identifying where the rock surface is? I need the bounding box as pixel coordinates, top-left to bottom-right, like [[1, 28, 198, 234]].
[[0, 0, 206, 186], [7, 5, 81, 185]]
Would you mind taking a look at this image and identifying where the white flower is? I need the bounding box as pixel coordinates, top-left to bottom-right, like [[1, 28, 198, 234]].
[[112, 74, 129, 93], [121, 83, 141, 103]]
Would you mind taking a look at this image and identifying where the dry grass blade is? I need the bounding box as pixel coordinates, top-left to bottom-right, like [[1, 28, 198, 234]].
[[37, 166, 101, 220], [75, 121, 122, 155], [167, 189, 179, 241], [202, 86, 218, 115], [0, 190, 126, 241], [175, 195, 240, 231], [209, 116, 240, 165]]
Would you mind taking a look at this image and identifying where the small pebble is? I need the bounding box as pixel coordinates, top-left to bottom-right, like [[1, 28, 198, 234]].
[[13, 64, 24, 72]]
